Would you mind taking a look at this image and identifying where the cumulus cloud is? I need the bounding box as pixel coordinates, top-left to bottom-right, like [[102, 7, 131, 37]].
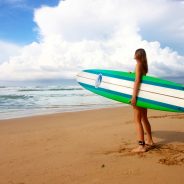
[[0, 0, 184, 81], [0, 41, 21, 64]]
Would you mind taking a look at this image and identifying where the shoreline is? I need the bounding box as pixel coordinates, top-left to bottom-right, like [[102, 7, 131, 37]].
[[0, 106, 184, 184], [0, 103, 125, 121]]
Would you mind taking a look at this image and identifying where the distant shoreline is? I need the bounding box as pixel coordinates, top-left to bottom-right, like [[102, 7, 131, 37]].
[[0, 104, 125, 121], [0, 82, 123, 120]]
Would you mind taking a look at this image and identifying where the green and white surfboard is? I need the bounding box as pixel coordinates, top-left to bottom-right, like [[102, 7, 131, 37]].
[[76, 69, 184, 112]]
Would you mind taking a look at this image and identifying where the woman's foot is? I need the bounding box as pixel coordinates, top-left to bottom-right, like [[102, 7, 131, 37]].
[[146, 141, 154, 145], [131, 145, 147, 153], [145, 141, 156, 149], [145, 138, 154, 145], [145, 139, 154, 145]]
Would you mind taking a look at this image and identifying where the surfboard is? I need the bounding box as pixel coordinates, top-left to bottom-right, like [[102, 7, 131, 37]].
[[76, 69, 184, 112]]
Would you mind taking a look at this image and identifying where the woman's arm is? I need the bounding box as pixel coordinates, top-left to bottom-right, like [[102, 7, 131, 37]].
[[131, 64, 142, 106]]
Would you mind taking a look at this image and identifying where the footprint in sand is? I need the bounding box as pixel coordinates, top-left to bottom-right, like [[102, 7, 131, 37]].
[[152, 144, 184, 166], [102, 142, 184, 166]]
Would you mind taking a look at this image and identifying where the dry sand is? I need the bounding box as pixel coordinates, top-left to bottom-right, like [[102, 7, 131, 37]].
[[0, 106, 184, 184]]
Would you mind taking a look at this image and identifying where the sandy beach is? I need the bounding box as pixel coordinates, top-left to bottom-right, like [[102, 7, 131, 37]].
[[0, 106, 184, 184]]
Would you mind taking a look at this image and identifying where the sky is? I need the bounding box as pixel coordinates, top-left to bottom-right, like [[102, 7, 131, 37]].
[[0, 0, 184, 81], [0, 0, 59, 44]]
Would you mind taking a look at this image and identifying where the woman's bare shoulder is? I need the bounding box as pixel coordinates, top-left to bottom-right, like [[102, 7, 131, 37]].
[[135, 63, 145, 75], [135, 63, 142, 71]]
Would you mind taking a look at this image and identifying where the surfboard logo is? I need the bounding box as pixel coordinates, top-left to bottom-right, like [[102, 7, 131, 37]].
[[95, 74, 102, 88]]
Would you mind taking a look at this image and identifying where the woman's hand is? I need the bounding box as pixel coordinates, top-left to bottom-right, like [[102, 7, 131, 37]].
[[130, 96, 137, 106]]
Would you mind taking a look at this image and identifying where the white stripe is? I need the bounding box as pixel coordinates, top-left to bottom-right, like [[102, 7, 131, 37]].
[[77, 76, 184, 107], [77, 71, 184, 99]]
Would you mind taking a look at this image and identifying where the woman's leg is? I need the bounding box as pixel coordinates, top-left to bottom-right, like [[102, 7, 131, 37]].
[[133, 106, 144, 141], [141, 108, 154, 145], [132, 106, 146, 152]]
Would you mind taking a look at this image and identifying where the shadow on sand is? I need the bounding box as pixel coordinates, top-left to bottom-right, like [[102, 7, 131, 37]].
[[153, 130, 184, 144]]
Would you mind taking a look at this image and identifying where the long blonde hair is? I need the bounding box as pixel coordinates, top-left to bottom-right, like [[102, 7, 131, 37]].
[[134, 48, 148, 74]]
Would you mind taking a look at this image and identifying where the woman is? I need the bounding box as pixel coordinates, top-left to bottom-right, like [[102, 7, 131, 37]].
[[130, 48, 154, 153]]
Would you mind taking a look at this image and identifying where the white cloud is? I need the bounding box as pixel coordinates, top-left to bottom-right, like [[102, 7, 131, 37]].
[[0, 0, 184, 81], [0, 41, 21, 64]]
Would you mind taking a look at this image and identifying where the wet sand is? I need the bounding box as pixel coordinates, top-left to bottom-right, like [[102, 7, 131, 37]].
[[0, 106, 184, 184]]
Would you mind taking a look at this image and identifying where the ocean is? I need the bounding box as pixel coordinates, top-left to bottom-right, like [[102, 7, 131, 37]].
[[0, 76, 183, 120], [0, 79, 123, 120]]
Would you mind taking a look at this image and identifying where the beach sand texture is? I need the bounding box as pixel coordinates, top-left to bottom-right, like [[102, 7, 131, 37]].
[[0, 106, 184, 184]]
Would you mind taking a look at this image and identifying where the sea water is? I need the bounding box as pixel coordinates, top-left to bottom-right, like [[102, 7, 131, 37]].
[[0, 79, 123, 120], [1, 77, 183, 120]]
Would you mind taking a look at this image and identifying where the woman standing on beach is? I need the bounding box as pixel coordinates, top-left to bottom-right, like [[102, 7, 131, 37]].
[[130, 48, 154, 153]]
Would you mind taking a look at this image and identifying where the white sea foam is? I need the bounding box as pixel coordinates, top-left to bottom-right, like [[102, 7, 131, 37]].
[[0, 82, 122, 120]]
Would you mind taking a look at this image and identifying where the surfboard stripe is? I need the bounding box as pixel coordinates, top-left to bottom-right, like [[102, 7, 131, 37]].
[[79, 82, 184, 112], [80, 82, 178, 112], [77, 75, 184, 107], [84, 69, 184, 91], [85, 69, 183, 88], [78, 72, 184, 99]]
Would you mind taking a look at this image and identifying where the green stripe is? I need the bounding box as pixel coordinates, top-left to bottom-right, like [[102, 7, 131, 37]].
[[79, 82, 184, 112], [84, 69, 184, 91]]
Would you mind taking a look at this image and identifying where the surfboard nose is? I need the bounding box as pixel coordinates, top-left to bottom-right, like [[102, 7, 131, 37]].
[[76, 71, 83, 83]]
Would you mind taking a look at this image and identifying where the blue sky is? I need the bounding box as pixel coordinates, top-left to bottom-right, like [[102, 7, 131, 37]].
[[0, 0, 60, 44], [140, 19, 184, 55]]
